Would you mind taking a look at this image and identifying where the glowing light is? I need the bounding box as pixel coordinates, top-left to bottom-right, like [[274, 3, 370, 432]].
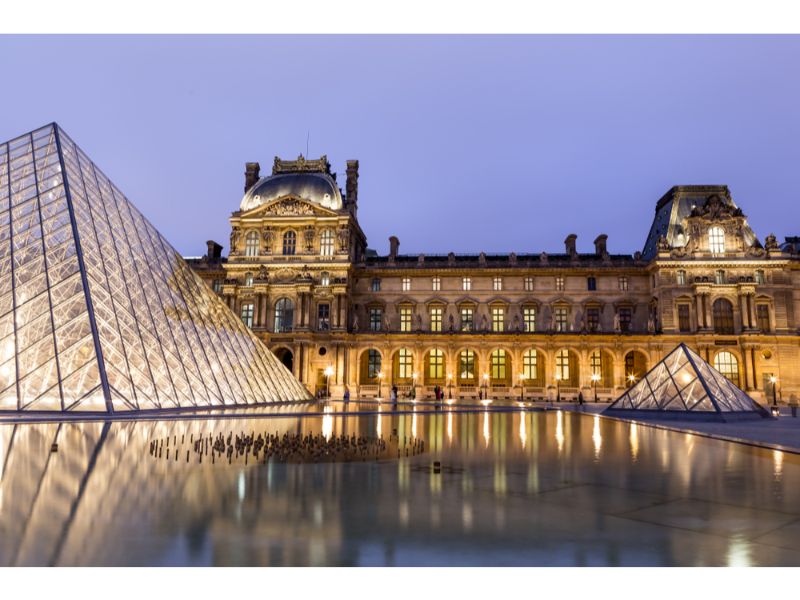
[[237, 472, 246, 501], [681, 372, 693, 385], [592, 414, 602, 458], [519, 413, 527, 449], [555, 410, 564, 452], [411, 409, 417, 438], [628, 374, 637, 384], [591, 373, 600, 382], [322, 406, 333, 440], [324, 366, 334, 378], [774, 450, 784, 480], [376, 406, 382, 438], [447, 411, 453, 442], [769, 376, 777, 384], [483, 411, 490, 447], [480, 398, 493, 406], [629, 422, 639, 462]]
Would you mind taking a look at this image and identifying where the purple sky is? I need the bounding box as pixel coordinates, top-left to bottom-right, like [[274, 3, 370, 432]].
[[2, 35, 799, 257]]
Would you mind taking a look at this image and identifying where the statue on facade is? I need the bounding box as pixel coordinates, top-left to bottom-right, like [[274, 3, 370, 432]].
[[416, 313, 423, 331], [338, 227, 350, 252], [480, 314, 488, 332], [647, 315, 655, 333], [262, 227, 274, 253], [765, 233, 780, 251], [257, 265, 268, 280], [512, 314, 520, 332], [352, 314, 359, 331], [383, 314, 391, 331], [229, 227, 240, 252], [613, 313, 621, 333], [448, 314, 455, 332], [657, 235, 670, 252]]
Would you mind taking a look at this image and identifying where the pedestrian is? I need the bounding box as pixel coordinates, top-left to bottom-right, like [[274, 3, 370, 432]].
[[343, 387, 350, 403], [578, 390, 585, 411]]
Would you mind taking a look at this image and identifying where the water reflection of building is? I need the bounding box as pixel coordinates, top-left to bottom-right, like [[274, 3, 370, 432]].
[[188, 158, 800, 404], [1, 412, 798, 566]]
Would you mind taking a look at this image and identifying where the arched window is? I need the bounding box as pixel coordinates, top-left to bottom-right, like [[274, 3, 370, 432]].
[[320, 229, 334, 256], [490, 349, 507, 381], [555, 349, 570, 382], [244, 272, 253, 287], [522, 349, 538, 380], [274, 298, 294, 333], [714, 351, 740, 386], [282, 231, 296, 256], [713, 298, 734, 334], [320, 271, 330, 286], [245, 231, 259, 257], [459, 350, 476, 382], [428, 349, 444, 381], [708, 226, 725, 255]]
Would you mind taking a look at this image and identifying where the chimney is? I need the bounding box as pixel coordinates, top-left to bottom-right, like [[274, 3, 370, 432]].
[[564, 234, 577, 257], [346, 160, 359, 208], [244, 162, 261, 193], [594, 234, 608, 256], [389, 236, 400, 259], [206, 240, 223, 262]]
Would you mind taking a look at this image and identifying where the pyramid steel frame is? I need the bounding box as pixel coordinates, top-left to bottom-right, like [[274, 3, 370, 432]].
[[604, 343, 768, 421], [0, 123, 310, 414]]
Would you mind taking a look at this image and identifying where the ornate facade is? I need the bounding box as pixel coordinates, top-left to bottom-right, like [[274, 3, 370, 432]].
[[187, 158, 800, 404]]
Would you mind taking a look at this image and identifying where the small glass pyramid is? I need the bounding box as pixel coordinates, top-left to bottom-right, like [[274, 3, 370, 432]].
[[0, 124, 311, 413], [605, 343, 766, 419]]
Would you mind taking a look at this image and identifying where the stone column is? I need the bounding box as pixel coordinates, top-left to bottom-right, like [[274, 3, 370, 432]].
[[739, 294, 749, 329], [748, 293, 758, 330], [704, 294, 712, 331], [695, 294, 704, 329]]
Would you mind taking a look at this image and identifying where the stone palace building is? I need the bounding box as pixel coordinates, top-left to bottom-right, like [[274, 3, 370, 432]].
[[187, 155, 800, 404]]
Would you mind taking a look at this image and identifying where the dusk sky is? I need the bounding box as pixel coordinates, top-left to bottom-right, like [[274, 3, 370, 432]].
[[1, 35, 799, 257]]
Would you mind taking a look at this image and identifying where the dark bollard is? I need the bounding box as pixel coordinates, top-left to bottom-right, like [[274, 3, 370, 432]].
[[51, 443, 58, 453]]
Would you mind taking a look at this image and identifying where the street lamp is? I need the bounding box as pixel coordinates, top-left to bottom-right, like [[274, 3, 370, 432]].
[[627, 373, 636, 387], [447, 373, 453, 400], [377, 371, 384, 399], [518, 373, 527, 402], [412, 372, 418, 401], [770, 375, 778, 407], [555, 371, 561, 403], [482, 373, 489, 400], [324, 365, 334, 399], [591, 372, 600, 403]]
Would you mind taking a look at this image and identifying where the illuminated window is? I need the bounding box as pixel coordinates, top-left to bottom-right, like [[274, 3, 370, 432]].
[[618, 307, 632, 332], [678, 304, 691, 332], [459, 350, 476, 381], [402, 277, 411, 291], [244, 272, 253, 287], [555, 276, 564, 291], [490, 349, 507, 380], [713, 298, 734, 334], [618, 276, 628, 291], [523, 306, 536, 332], [756, 304, 770, 331], [554, 307, 568, 332], [709, 226, 725, 255], [590, 350, 602, 382], [371, 278, 381, 292], [320, 271, 330, 286], [245, 231, 259, 257], [714, 351, 740, 386], [320, 229, 334, 256], [274, 298, 294, 332], [493, 277, 503, 291], [460, 307, 474, 332], [428, 349, 444, 380], [462, 277, 472, 291], [317, 303, 330, 330], [491, 307, 504, 332], [397, 349, 413, 379], [587, 307, 600, 332], [524, 276, 534, 291], [755, 270, 765, 285], [522, 349, 538, 380], [282, 231, 296, 255], [715, 269, 725, 284], [400, 306, 412, 332], [555, 349, 570, 382], [677, 270, 686, 285], [587, 276, 596, 291], [430, 307, 443, 332], [369, 308, 382, 331], [367, 350, 382, 379], [240, 302, 254, 328], [432, 276, 441, 291]]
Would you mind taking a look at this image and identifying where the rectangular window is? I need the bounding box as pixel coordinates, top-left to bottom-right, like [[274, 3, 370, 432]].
[[432, 276, 441, 291], [459, 351, 475, 381], [369, 307, 382, 331], [491, 307, 504, 332], [756, 304, 770, 331], [678, 304, 691, 332], [367, 350, 381, 379], [428, 349, 444, 380], [522, 351, 538, 380], [400, 306, 412, 332], [240, 303, 254, 328], [398, 349, 413, 379], [402, 277, 411, 292], [677, 270, 686, 285], [493, 276, 503, 291], [212, 279, 222, 294], [524, 276, 534, 291], [555, 307, 568, 332], [491, 351, 507, 380], [555, 276, 564, 291], [587, 276, 596, 291], [460, 307, 473, 332], [755, 270, 765, 285], [619, 307, 632, 332], [430, 307, 443, 332], [317, 303, 330, 331], [523, 306, 536, 332], [462, 277, 472, 291], [618, 276, 628, 291], [587, 307, 600, 332], [371, 278, 381, 292], [715, 269, 725, 284]]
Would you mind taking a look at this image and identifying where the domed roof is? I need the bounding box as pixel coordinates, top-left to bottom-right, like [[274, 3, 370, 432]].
[[240, 172, 343, 212]]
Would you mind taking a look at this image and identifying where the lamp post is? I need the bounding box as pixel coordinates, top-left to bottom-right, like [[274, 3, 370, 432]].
[[518, 373, 526, 402], [770, 375, 778, 407], [447, 373, 453, 400], [377, 371, 384, 399], [591, 372, 600, 403], [482, 373, 489, 400], [324, 365, 334, 399], [555, 372, 561, 403], [412, 372, 418, 401]]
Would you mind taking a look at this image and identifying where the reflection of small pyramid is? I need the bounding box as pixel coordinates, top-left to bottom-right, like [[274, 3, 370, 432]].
[[605, 343, 768, 421], [1, 124, 311, 414]]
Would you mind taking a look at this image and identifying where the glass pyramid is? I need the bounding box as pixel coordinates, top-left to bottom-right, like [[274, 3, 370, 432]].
[[605, 343, 766, 419], [0, 123, 310, 413]]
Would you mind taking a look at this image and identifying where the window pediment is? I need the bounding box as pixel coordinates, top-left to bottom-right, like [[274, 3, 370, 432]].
[[244, 196, 340, 218]]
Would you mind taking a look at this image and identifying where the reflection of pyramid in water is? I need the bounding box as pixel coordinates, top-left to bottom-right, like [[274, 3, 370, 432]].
[[605, 344, 767, 421], [1, 124, 310, 413]]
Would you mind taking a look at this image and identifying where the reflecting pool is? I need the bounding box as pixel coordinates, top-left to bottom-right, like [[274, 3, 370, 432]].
[[1, 406, 799, 566]]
